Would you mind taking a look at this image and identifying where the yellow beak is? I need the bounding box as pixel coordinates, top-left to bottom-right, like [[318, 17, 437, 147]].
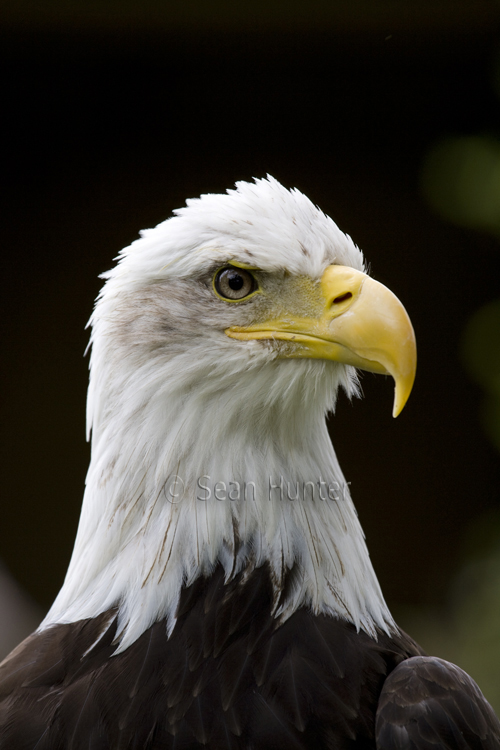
[[225, 265, 416, 417]]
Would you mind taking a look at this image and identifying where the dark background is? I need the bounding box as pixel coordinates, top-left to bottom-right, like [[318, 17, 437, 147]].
[[1, 1, 500, 634]]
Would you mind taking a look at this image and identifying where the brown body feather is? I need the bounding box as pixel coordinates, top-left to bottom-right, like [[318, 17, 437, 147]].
[[1, 566, 499, 749], [0, 564, 421, 749]]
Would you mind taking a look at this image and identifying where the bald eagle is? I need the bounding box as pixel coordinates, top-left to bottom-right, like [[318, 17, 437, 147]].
[[0, 177, 498, 749]]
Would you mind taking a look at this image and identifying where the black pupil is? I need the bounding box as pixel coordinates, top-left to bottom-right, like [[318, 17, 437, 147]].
[[228, 271, 244, 290]]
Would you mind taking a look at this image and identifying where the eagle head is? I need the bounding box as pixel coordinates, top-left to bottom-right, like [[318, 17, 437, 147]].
[[43, 176, 416, 650]]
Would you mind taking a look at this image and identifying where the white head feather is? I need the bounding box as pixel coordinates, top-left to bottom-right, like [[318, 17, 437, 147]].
[[41, 176, 394, 651]]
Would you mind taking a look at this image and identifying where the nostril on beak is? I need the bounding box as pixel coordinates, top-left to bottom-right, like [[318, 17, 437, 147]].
[[332, 292, 353, 305]]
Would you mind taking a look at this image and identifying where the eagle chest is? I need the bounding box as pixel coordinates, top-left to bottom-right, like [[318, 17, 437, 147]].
[[0, 565, 420, 750]]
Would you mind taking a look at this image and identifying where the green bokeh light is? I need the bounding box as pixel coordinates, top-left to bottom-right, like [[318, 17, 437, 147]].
[[462, 300, 500, 452], [421, 136, 500, 234], [462, 299, 500, 394]]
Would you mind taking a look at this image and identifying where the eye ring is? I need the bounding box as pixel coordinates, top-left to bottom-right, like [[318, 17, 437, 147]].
[[213, 266, 259, 302]]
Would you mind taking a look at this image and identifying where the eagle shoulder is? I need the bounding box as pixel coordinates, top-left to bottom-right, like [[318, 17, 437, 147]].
[[376, 655, 500, 750]]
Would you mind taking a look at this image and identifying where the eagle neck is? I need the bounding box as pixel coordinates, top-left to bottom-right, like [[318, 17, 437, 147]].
[[42, 355, 394, 651]]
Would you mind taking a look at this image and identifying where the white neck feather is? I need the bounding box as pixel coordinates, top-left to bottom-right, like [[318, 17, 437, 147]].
[[42, 324, 395, 652]]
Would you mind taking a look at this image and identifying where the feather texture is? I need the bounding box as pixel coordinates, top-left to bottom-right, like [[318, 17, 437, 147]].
[[40, 176, 391, 650], [376, 656, 500, 749], [0, 565, 422, 750]]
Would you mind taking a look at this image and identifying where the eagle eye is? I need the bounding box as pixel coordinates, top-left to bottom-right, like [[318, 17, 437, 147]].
[[214, 266, 258, 301]]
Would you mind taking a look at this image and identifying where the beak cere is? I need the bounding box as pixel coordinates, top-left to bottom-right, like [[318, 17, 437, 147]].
[[226, 265, 417, 417]]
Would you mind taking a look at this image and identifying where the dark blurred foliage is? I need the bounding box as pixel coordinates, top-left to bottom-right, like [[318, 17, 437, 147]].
[[1, 0, 500, 704]]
